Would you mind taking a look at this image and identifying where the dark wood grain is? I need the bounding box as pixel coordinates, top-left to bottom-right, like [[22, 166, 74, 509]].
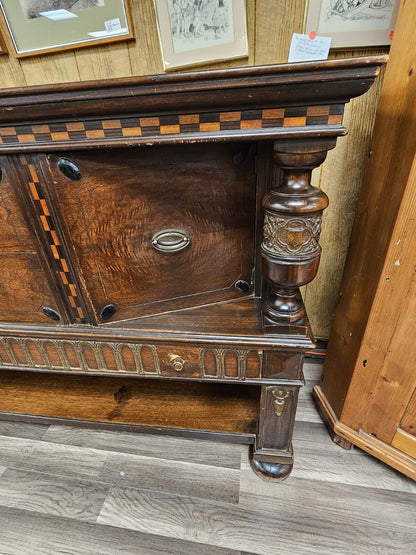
[[0, 253, 58, 323], [44, 143, 257, 322], [0, 57, 387, 126], [0, 57, 385, 479], [0, 370, 259, 434], [0, 161, 36, 252], [0, 159, 59, 324]]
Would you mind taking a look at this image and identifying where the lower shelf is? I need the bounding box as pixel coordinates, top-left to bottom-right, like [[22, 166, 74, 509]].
[[0, 370, 259, 435]]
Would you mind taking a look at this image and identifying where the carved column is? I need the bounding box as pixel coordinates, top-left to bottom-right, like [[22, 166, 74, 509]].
[[261, 139, 336, 329]]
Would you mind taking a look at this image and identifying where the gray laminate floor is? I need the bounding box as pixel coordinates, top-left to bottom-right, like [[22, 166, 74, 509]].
[[0, 360, 414, 554]]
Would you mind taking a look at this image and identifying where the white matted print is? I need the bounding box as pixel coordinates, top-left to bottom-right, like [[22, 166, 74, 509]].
[[154, 0, 248, 70], [0, 0, 134, 57], [18, 1, 105, 19], [305, 0, 400, 48]]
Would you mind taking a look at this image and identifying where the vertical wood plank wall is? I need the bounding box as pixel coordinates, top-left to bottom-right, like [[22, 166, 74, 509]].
[[0, 0, 388, 337]]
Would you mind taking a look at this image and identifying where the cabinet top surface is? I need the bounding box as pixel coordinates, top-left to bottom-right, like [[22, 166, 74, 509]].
[[0, 56, 386, 118], [0, 56, 386, 152]]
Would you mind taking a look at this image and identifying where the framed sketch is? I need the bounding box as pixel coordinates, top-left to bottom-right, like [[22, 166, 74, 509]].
[[0, 0, 134, 57], [154, 0, 248, 71], [304, 0, 400, 48]]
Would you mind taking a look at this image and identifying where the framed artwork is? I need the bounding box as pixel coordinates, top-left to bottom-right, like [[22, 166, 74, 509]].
[[0, 0, 134, 57], [154, 0, 248, 71], [304, 0, 400, 48]]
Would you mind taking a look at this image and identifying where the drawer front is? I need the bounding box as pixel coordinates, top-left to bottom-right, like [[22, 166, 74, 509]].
[[0, 335, 264, 381]]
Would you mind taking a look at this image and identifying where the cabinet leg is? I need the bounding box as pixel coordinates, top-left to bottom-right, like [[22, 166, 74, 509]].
[[250, 384, 299, 481]]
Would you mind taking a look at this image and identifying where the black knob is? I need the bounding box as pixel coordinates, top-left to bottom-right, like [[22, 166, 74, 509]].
[[57, 158, 82, 181], [42, 307, 61, 321], [101, 304, 117, 320], [235, 280, 250, 293]]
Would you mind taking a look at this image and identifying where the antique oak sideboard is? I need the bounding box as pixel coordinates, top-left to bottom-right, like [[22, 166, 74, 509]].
[[0, 57, 385, 480]]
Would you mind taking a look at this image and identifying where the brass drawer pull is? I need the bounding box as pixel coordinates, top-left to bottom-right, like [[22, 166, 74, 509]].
[[169, 355, 185, 372], [151, 229, 190, 253]]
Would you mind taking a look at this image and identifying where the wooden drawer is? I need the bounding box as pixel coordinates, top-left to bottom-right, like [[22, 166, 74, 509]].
[[0, 335, 266, 381]]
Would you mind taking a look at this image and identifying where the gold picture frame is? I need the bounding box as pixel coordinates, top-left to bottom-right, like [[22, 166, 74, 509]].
[[304, 0, 400, 48], [154, 0, 248, 71], [0, 28, 7, 55], [0, 0, 134, 58]]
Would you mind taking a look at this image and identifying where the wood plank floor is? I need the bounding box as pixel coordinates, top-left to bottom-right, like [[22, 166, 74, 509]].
[[0, 360, 414, 554]]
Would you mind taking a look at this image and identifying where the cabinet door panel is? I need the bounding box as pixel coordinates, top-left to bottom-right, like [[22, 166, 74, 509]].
[[0, 161, 36, 252], [46, 143, 257, 323], [0, 160, 60, 324], [400, 387, 416, 439], [0, 253, 58, 324]]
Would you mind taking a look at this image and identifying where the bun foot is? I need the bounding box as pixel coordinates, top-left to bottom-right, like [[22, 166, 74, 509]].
[[250, 454, 293, 481]]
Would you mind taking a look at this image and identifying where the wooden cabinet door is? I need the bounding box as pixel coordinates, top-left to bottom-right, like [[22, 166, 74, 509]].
[[44, 143, 257, 323], [0, 158, 60, 324], [392, 387, 416, 460]]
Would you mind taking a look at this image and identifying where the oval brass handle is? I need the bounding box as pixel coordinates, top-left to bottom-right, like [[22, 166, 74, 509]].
[[151, 229, 190, 253]]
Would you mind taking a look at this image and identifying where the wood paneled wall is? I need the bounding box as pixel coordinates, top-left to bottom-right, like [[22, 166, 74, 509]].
[[0, 0, 388, 337]]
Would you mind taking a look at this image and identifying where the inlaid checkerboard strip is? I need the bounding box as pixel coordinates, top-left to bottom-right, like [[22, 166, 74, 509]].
[[0, 105, 344, 147], [20, 156, 86, 324]]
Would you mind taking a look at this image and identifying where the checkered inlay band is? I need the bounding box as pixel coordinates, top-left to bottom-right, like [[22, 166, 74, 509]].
[[20, 156, 86, 324], [0, 105, 344, 147]]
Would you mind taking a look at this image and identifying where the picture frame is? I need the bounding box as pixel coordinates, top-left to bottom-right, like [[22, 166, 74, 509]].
[[304, 0, 400, 49], [0, 0, 134, 58], [153, 0, 248, 71], [0, 28, 7, 55]]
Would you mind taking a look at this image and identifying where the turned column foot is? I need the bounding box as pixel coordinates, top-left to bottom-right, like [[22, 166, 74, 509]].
[[262, 287, 305, 324], [250, 448, 293, 481]]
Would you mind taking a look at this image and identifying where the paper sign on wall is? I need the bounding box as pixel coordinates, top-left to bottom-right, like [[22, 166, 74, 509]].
[[288, 33, 332, 63]]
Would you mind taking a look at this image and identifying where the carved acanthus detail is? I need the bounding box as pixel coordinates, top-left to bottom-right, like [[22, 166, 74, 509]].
[[262, 211, 322, 257]]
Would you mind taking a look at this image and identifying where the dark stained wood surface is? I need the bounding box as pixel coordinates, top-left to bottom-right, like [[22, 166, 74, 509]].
[[0, 158, 58, 324], [44, 143, 257, 323], [0, 57, 386, 479], [0, 370, 259, 435], [0, 57, 387, 126], [0, 162, 36, 252], [106, 298, 314, 347]]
